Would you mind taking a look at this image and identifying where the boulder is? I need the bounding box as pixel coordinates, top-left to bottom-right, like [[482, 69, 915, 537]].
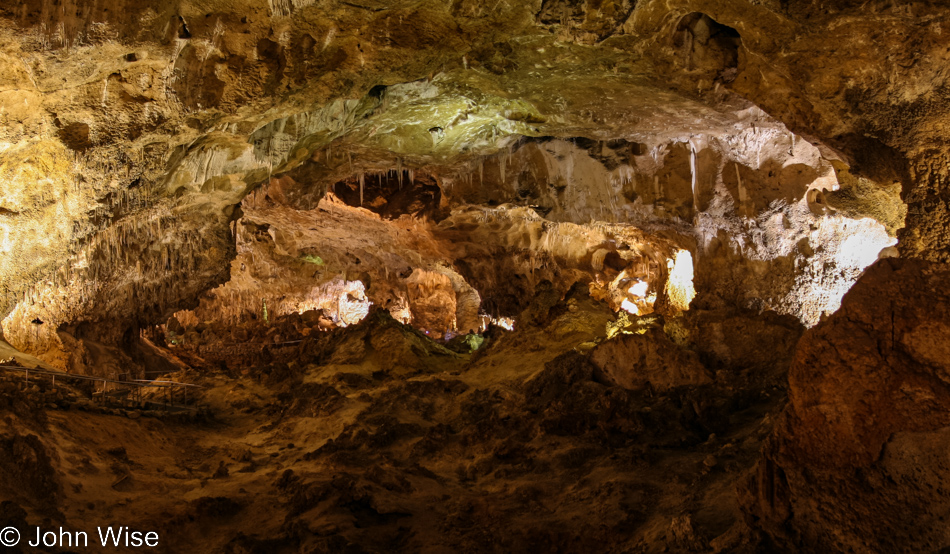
[[741, 258, 950, 552], [590, 328, 712, 392]]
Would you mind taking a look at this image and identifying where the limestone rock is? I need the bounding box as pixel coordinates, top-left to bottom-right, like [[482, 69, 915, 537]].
[[0, 1, 948, 551], [682, 308, 803, 371], [590, 327, 712, 392], [741, 258, 950, 552]]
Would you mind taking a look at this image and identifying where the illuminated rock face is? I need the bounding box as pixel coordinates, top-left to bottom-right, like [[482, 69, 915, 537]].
[[0, 0, 928, 351], [741, 258, 950, 552]]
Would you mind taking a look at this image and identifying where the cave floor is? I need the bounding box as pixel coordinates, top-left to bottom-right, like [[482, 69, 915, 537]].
[[1, 300, 787, 554]]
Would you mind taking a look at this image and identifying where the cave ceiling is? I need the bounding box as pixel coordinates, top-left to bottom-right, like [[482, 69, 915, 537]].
[[0, 0, 944, 356]]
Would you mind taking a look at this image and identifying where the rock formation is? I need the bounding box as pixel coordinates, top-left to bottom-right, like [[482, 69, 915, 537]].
[[742, 258, 950, 553], [0, 0, 946, 552]]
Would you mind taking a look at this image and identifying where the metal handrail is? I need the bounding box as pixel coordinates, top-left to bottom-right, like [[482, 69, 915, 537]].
[[0, 365, 202, 389], [0, 365, 203, 412]]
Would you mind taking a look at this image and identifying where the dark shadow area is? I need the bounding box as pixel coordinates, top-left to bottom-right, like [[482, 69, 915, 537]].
[[333, 170, 445, 220]]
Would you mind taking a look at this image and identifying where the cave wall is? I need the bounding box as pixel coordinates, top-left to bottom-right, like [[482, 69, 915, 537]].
[[0, 0, 932, 336], [741, 258, 950, 552]]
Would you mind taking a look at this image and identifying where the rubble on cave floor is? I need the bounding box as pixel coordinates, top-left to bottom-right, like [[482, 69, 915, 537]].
[[0, 288, 790, 553]]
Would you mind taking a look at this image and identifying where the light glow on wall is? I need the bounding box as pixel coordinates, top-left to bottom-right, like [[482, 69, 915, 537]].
[[294, 278, 372, 326], [621, 298, 641, 315], [628, 280, 649, 298], [665, 249, 696, 312]]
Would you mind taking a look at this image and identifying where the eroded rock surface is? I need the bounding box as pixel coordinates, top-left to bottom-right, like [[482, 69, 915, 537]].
[[742, 258, 950, 553], [0, 289, 794, 553], [0, 0, 919, 364], [591, 328, 712, 392]]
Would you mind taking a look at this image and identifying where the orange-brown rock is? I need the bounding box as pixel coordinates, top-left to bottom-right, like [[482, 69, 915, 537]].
[[591, 327, 712, 392], [682, 308, 803, 372], [741, 258, 950, 553]]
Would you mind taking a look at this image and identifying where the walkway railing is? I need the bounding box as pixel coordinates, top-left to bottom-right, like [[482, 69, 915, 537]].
[[0, 365, 202, 412]]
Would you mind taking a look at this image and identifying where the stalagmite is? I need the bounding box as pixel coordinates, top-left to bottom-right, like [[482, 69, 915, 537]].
[[689, 140, 698, 215]]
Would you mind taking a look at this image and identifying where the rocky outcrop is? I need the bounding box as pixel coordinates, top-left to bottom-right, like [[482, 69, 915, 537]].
[[741, 258, 950, 552], [0, 287, 794, 553], [591, 328, 712, 392], [681, 308, 803, 372]]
